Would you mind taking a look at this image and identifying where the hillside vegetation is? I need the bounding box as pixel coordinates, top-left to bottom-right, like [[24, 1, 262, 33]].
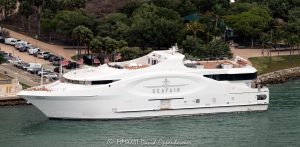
[[0, 0, 299, 61]]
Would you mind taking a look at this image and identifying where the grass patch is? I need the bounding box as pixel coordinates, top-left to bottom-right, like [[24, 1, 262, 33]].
[[249, 55, 300, 75], [20, 83, 31, 89]]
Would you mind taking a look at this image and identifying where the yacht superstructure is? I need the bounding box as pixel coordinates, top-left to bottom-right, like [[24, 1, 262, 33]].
[[18, 45, 269, 119]]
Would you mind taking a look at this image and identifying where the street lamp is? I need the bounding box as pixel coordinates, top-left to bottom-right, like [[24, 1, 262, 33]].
[[40, 65, 43, 86], [35, 34, 38, 47]]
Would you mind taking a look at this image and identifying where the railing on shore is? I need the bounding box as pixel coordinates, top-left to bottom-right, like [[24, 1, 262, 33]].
[[0, 80, 12, 84], [255, 67, 300, 85]]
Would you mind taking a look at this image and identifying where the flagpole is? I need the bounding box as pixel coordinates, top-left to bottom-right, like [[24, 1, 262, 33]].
[[59, 57, 62, 79], [40, 66, 43, 86], [113, 50, 115, 62]]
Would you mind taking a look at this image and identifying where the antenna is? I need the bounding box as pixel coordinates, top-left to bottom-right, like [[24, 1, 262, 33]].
[[171, 43, 178, 55]]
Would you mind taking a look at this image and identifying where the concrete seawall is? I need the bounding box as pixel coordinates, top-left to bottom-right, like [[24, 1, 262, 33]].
[[0, 96, 29, 106], [256, 67, 300, 85]]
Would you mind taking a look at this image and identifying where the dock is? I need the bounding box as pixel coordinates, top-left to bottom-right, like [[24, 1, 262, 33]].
[[0, 96, 29, 106]]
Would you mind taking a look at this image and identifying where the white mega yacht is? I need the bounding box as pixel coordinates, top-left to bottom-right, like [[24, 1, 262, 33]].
[[18, 45, 269, 119]]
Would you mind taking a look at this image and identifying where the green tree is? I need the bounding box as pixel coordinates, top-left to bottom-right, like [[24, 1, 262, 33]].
[[43, 0, 61, 16], [61, 0, 86, 10], [96, 13, 130, 40], [126, 3, 182, 48], [52, 10, 89, 41], [229, 2, 253, 14], [117, 47, 144, 61], [150, 0, 179, 10], [186, 22, 205, 39], [203, 40, 232, 58], [286, 34, 298, 56], [209, 3, 228, 38], [72, 25, 93, 57], [227, 6, 272, 47], [19, 0, 33, 33], [89, 36, 103, 55], [263, 0, 293, 19], [30, 0, 44, 35], [119, 0, 144, 16], [0, 0, 17, 19], [260, 33, 270, 56], [102, 37, 127, 54], [0, 54, 7, 64], [181, 35, 203, 55], [41, 18, 56, 41], [191, 0, 216, 13], [181, 36, 232, 59], [286, 7, 300, 36], [177, 0, 197, 16]]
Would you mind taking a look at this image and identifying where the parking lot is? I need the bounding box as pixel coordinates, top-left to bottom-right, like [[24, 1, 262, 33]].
[[0, 39, 80, 87]]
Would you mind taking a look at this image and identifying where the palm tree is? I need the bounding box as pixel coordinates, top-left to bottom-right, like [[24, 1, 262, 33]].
[[260, 33, 270, 56], [186, 21, 205, 39], [296, 35, 300, 55], [272, 30, 284, 57], [209, 3, 226, 39], [286, 34, 298, 56], [72, 25, 93, 59], [89, 36, 103, 57]]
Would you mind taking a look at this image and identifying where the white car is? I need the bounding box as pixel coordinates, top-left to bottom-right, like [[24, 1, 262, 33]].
[[43, 73, 58, 79], [37, 51, 49, 58], [8, 57, 22, 63], [27, 46, 40, 55], [4, 38, 17, 45], [15, 42, 28, 50], [24, 63, 42, 71], [37, 69, 52, 76]]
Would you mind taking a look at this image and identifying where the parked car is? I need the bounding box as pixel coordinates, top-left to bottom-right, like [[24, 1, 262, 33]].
[[52, 57, 63, 66], [8, 57, 22, 64], [49, 55, 58, 62], [33, 50, 39, 57], [4, 38, 17, 45], [0, 36, 5, 43], [66, 62, 79, 69], [22, 63, 42, 71], [37, 69, 52, 76], [3, 54, 13, 61], [28, 68, 42, 74], [54, 66, 64, 73], [37, 51, 49, 59], [43, 73, 58, 80], [19, 46, 28, 52], [14, 41, 27, 49], [13, 61, 27, 69], [15, 43, 28, 50], [43, 53, 55, 60], [27, 46, 40, 55]]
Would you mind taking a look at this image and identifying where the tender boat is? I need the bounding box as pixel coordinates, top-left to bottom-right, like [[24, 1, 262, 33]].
[[18, 45, 269, 119]]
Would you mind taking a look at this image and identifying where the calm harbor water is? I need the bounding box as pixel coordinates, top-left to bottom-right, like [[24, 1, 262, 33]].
[[0, 80, 300, 147]]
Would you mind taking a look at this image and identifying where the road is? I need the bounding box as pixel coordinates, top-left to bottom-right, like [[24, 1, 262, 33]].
[[0, 64, 39, 87], [231, 46, 295, 59], [7, 28, 76, 60]]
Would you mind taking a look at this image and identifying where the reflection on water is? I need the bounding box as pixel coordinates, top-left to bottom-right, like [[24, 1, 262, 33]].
[[0, 79, 300, 147]]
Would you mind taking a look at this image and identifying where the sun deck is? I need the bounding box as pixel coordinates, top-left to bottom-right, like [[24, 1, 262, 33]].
[[184, 58, 248, 69], [198, 60, 243, 69]]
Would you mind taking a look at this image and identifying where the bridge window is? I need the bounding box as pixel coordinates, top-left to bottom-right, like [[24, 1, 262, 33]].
[[91, 80, 118, 85], [64, 78, 118, 85], [204, 72, 257, 81]]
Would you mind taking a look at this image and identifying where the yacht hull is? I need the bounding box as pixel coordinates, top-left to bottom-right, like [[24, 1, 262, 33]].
[[19, 93, 268, 120]]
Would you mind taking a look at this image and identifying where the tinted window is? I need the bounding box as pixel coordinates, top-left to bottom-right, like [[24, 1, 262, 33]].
[[204, 72, 257, 81], [91, 80, 118, 85]]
